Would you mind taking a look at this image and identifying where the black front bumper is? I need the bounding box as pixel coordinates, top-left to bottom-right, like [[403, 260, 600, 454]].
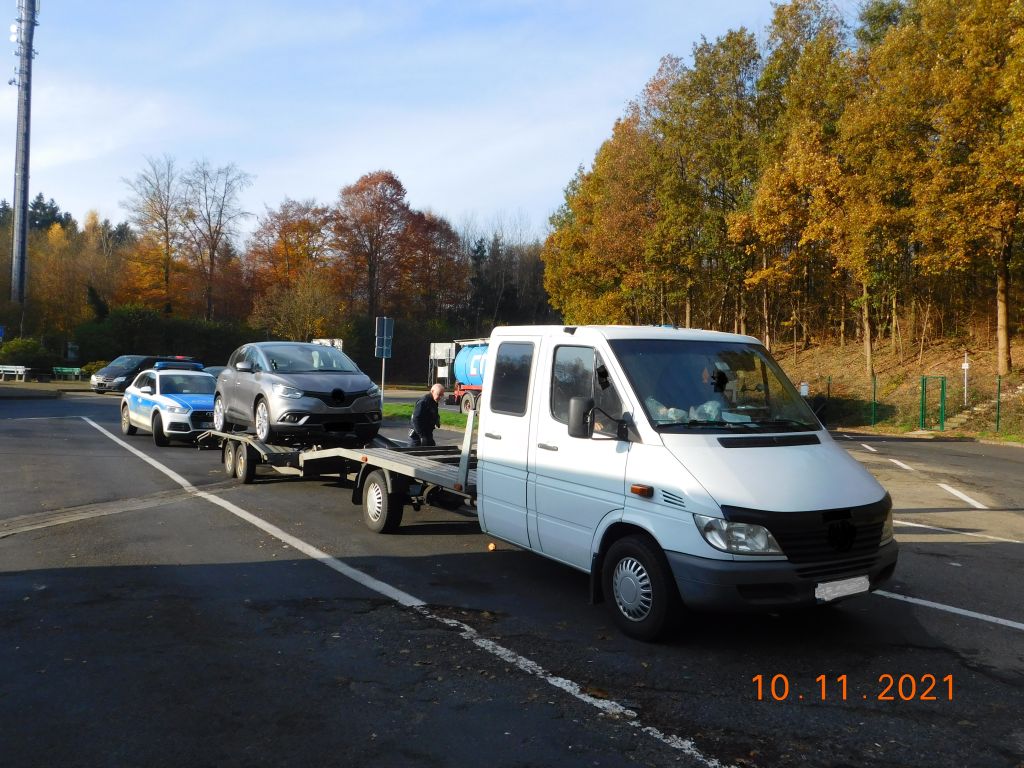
[[667, 541, 899, 611]]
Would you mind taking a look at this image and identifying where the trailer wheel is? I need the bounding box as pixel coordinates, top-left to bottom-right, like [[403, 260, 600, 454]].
[[362, 469, 404, 533], [223, 440, 237, 477], [460, 392, 476, 413], [234, 442, 255, 484], [602, 534, 679, 641]]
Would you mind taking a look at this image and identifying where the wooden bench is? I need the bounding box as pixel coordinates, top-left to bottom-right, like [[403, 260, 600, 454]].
[[52, 366, 84, 380], [0, 365, 28, 381]]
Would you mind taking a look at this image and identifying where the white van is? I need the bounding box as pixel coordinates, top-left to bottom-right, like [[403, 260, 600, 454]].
[[475, 325, 898, 640]]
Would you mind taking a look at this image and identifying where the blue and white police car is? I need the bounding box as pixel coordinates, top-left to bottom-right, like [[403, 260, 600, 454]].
[[119, 362, 217, 446]]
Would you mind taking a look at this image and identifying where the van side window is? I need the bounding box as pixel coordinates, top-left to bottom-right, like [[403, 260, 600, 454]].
[[491, 342, 534, 416], [551, 347, 624, 437], [551, 345, 594, 424]]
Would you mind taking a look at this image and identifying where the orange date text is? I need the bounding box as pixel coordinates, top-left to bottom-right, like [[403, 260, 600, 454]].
[[751, 673, 954, 702]]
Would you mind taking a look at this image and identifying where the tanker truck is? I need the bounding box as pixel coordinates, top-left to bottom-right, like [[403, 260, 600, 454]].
[[446, 338, 488, 413]]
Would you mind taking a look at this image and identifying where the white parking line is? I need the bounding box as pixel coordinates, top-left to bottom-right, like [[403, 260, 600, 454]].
[[936, 483, 988, 509], [861, 443, 878, 453], [80, 417, 729, 767], [894, 519, 1021, 544], [875, 591, 1024, 632], [889, 458, 915, 471]]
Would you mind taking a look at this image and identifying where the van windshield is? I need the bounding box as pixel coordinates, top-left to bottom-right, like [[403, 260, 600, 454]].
[[608, 339, 820, 433]]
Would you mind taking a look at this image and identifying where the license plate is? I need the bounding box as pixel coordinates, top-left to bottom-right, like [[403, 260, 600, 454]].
[[815, 575, 870, 602]]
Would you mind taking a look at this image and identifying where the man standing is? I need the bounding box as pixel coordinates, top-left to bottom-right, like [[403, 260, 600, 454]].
[[410, 383, 445, 446]]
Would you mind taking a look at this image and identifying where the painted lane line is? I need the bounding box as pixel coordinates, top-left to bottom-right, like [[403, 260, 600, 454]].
[[861, 443, 878, 453], [195, 490, 426, 608], [422, 609, 725, 763], [889, 458, 915, 471], [875, 590, 1024, 632], [894, 519, 1021, 544], [82, 417, 195, 490], [82, 417, 729, 768], [936, 483, 988, 509]]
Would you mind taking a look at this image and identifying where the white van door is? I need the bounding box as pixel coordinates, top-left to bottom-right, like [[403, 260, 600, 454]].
[[530, 343, 629, 570], [477, 338, 538, 549]]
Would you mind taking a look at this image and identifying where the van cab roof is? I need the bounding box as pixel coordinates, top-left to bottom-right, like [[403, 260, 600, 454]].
[[489, 325, 761, 345]]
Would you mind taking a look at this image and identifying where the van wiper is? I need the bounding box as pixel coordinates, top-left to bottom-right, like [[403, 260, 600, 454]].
[[656, 420, 747, 430]]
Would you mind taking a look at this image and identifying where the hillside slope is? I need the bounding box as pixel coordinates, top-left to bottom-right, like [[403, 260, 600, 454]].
[[771, 336, 1024, 440]]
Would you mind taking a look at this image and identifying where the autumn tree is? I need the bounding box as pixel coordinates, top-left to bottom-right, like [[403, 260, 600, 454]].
[[122, 155, 183, 314], [247, 198, 332, 293], [330, 171, 411, 321], [180, 160, 252, 321], [907, 0, 1023, 374], [249, 267, 340, 341]]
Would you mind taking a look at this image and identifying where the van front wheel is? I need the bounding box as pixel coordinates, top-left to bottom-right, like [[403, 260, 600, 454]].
[[602, 535, 678, 641]]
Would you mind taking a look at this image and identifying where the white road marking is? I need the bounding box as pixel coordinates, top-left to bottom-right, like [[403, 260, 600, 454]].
[[842, 434, 854, 440], [875, 591, 1024, 632], [889, 458, 915, 471], [936, 483, 988, 509], [81, 417, 729, 767], [861, 443, 878, 453], [83, 417, 194, 489], [893, 519, 1020, 544]]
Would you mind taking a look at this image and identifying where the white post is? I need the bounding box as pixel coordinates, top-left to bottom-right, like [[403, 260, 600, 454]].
[[380, 358, 386, 409], [962, 352, 968, 408]]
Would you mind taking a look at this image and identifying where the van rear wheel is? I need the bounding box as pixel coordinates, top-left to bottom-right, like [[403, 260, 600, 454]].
[[602, 534, 679, 641]]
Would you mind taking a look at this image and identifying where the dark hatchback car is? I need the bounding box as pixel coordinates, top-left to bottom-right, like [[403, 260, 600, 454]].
[[213, 342, 382, 445], [90, 355, 200, 393]]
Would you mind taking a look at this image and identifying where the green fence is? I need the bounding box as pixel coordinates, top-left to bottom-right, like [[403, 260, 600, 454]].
[[797, 371, 1023, 435]]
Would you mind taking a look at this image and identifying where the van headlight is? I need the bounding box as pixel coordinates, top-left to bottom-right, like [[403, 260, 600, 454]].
[[693, 514, 783, 555], [272, 383, 304, 399]]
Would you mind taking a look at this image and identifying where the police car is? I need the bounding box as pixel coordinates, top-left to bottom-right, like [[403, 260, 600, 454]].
[[119, 362, 217, 446]]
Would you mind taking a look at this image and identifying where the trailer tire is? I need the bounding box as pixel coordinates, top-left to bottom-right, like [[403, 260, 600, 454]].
[[602, 534, 679, 642], [460, 392, 476, 413], [362, 469, 404, 533], [223, 440, 237, 477], [234, 442, 255, 484]]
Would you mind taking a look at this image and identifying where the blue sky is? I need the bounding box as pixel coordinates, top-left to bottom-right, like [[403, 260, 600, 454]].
[[0, 1, 789, 240]]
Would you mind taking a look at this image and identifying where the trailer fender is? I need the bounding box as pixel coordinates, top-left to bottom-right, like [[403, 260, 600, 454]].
[[351, 465, 410, 506]]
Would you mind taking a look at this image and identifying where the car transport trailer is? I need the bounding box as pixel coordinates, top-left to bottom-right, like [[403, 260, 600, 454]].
[[197, 412, 477, 534]]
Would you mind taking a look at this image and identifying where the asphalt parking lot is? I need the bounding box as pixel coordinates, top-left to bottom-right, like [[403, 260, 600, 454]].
[[1, 390, 1022, 767]]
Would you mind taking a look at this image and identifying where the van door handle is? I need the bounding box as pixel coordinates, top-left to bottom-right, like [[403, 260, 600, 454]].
[[538, 443, 559, 451], [484, 432, 502, 440]]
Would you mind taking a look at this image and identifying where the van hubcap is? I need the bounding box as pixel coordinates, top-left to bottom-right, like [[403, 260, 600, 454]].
[[612, 556, 652, 621]]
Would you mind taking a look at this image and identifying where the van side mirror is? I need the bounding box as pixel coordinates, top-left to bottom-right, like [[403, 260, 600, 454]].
[[567, 396, 594, 439], [235, 361, 253, 373]]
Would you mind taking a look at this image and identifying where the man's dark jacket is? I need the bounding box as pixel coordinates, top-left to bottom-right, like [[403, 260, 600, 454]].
[[411, 393, 440, 440]]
